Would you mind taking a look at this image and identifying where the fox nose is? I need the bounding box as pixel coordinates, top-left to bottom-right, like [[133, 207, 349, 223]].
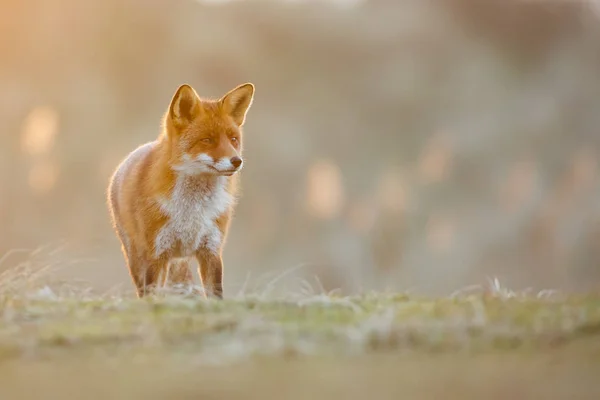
[[230, 157, 242, 169]]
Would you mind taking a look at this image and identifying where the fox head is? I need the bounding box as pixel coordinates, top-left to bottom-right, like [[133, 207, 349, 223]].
[[164, 82, 255, 176]]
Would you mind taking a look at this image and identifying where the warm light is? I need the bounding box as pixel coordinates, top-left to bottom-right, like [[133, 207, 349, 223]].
[[20, 106, 59, 157], [377, 169, 408, 214], [418, 134, 453, 184], [570, 148, 597, 190], [305, 159, 345, 219]]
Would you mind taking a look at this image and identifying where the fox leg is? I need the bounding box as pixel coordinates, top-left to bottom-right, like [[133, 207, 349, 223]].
[[112, 224, 142, 295], [115, 237, 145, 297], [195, 249, 224, 299], [128, 248, 169, 298], [161, 259, 195, 293]]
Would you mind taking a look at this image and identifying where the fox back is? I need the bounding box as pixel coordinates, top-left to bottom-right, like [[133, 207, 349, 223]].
[[107, 83, 255, 298]]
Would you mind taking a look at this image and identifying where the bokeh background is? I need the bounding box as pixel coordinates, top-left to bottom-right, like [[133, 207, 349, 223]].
[[1, 0, 599, 296]]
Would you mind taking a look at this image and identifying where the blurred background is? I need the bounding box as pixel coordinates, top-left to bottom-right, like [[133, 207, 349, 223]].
[[1, 0, 599, 296]]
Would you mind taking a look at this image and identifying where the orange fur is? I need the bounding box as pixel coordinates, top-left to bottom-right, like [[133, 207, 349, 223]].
[[107, 83, 255, 298]]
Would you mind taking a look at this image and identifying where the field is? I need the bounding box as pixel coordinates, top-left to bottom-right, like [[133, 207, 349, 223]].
[[0, 262, 599, 399]]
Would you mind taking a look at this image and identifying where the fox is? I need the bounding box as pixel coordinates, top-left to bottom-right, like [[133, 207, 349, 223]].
[[107, 82, 255, 299]]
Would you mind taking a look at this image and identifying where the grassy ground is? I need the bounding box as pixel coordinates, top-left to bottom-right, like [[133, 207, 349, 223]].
[[0, 263, 599, 399]]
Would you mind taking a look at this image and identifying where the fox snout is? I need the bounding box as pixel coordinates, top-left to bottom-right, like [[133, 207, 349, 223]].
[[213, 155, 243, 175], [174, 153, 243, 176]]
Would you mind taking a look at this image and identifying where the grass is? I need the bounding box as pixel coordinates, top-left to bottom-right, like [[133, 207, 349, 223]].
[[0, 253, 599, 399]]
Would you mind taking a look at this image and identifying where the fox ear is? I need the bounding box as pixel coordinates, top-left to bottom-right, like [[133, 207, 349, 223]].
[[169, 84, 200, 125], [221, 83, 255, 126]]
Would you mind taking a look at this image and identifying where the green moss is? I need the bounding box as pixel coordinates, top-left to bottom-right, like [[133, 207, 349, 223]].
[[0, 292, 598, 362]]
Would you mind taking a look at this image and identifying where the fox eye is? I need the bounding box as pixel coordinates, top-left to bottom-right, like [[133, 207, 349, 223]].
[[231, 137, 238, 143], [200, 138, 213, 144]]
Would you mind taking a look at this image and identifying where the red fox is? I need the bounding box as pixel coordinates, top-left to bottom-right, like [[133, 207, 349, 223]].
[[107, 82, 255, 298]]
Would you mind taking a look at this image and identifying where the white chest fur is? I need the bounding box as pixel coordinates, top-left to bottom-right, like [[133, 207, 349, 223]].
[[154, 175, 233, 258]]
